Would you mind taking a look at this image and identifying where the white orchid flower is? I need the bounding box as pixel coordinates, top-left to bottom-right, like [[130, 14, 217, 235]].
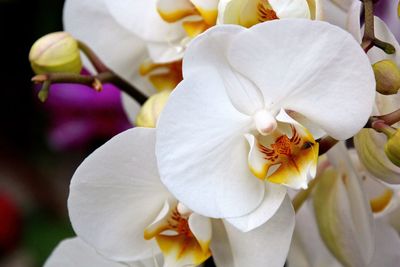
[[155, 19, 375, 230], [68, 127, 295, 267], [348, 149, 400, 217], [44, 237, 158, 267], [348, 14, 400, 187], [313, 143, 375, 266], [288, 143, 400, 267], [102, 0, 219, 64], [217, 0, 323, 27], [288, 201, 400, 267]]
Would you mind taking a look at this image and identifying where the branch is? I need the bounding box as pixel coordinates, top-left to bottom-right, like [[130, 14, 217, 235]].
[[77, 41, 109, 73], [32, 72, 148, 104], [361, 0, 395, 53]]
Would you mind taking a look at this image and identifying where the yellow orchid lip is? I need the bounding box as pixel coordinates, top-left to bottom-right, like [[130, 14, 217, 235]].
[[247, 123, 318, 189], [139, 60, 183, 92], [157, 1, 217, 39], [370, 189, 393, 214], [144, 204, 211, 266], [257, 1, 279, 22]]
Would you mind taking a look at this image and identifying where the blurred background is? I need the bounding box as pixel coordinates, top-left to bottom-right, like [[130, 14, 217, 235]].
[[0, 0, 131, 266]]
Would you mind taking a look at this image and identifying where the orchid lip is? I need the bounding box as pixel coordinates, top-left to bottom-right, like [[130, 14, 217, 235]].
[[253, 109, 277, 136]]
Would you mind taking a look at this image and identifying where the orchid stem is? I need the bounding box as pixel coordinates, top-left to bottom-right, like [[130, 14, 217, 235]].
[[361, 0, 395, 53], [77, 41, 109, 73], [32, 72, 148, 105], [318, 136, 338, 156], [32, 40, 148, 104]]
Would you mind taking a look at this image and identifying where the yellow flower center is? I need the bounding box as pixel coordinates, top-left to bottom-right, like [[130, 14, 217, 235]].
[[139, 60, 183, 92], [247, 122, 319, 189], [144, 203, 211, 266]]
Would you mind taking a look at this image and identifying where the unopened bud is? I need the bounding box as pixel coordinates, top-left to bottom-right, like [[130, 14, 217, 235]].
[[135, 90, 171, 128], [372, 60, 400, 95], [385, 128, 400, 167], [29, 32, 82, 75]]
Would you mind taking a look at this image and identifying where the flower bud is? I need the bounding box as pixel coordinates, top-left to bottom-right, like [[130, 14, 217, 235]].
[[135, 90, 171, 128], [354, 129, 400, 185], [313, 143, 374, 267], [372, 60, 400, 95], [29, 32, 82, 74], [385, 128, 400, 167]]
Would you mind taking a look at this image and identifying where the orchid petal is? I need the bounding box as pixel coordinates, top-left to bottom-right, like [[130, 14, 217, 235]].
[[157, 0, 196, 23], [69, 128, 171, 261], [188, 213, 213, 253], [227, 19, 375, 140], [44, 238, 126, 267], [289, 203, 400, 267], [121, 92, 141, 125], [269, 0, 311, 19], [183, 24, 264, 115], [103, 0, 185, 43], [63, 0, 154, 96], [346, 0, 362, 43], [319, 0, 348, 29], [190, 0, 219, 25], [45, 238, 159, 267], [288, 202, 341, 267], [368, 220, 400, 267], [212, 196, 295, 267], [225, 182, 287, 232], [156, 69, 265, 219], [313, 143, 375, 267]]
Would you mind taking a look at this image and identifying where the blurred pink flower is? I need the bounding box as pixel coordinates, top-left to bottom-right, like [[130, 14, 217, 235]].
[[375, 0, 400, 41], [38, 73, 131, 151]]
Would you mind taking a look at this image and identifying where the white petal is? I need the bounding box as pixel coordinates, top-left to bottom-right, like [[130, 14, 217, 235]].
[[319, 0, 348, 29], [183, 24, 264, 115], [156, 68, 265, 218], [103, 0, 185, 43], [121, 92, 141, 125], [212, 196, 295, 267], [44, 238, 157, 267], [69, 128, 171, 261], [330, 0, 354, 11], [269, 0, 311, 19], [190, 0, 219, 10], [227, 19, 375, 140], [368, 220, 400, 267], [63, 0, 154, 96], [288, 203, 341, 267], [314, 143, 375, 266], [346, 0, 362, 43], [368, 17, 400, 64], [225, 183, 287, 232], [188, 213, 213, 252], [282, 109, 326, 139], [146, 41, 185, 63], [157, 0, 195, 21]]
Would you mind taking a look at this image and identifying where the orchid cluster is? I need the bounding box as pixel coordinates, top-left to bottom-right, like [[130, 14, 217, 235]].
[[28, 0, 400, 267]]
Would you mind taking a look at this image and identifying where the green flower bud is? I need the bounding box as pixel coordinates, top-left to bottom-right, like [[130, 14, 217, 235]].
[[313, 143, 374, 267], [385, 128, 400, 167], [372, 60, 400, 95], [135, 90, 171, 128], [354, 129, 400, 185], [29, 32, 82, 74]]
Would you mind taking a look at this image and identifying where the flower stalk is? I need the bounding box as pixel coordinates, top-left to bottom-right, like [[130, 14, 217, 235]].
[[31, 40, 148, 104], [361, 0, 395, 53]]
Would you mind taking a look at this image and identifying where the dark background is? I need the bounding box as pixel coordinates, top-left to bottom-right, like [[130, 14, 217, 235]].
[[1, 0, 89, 266]]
